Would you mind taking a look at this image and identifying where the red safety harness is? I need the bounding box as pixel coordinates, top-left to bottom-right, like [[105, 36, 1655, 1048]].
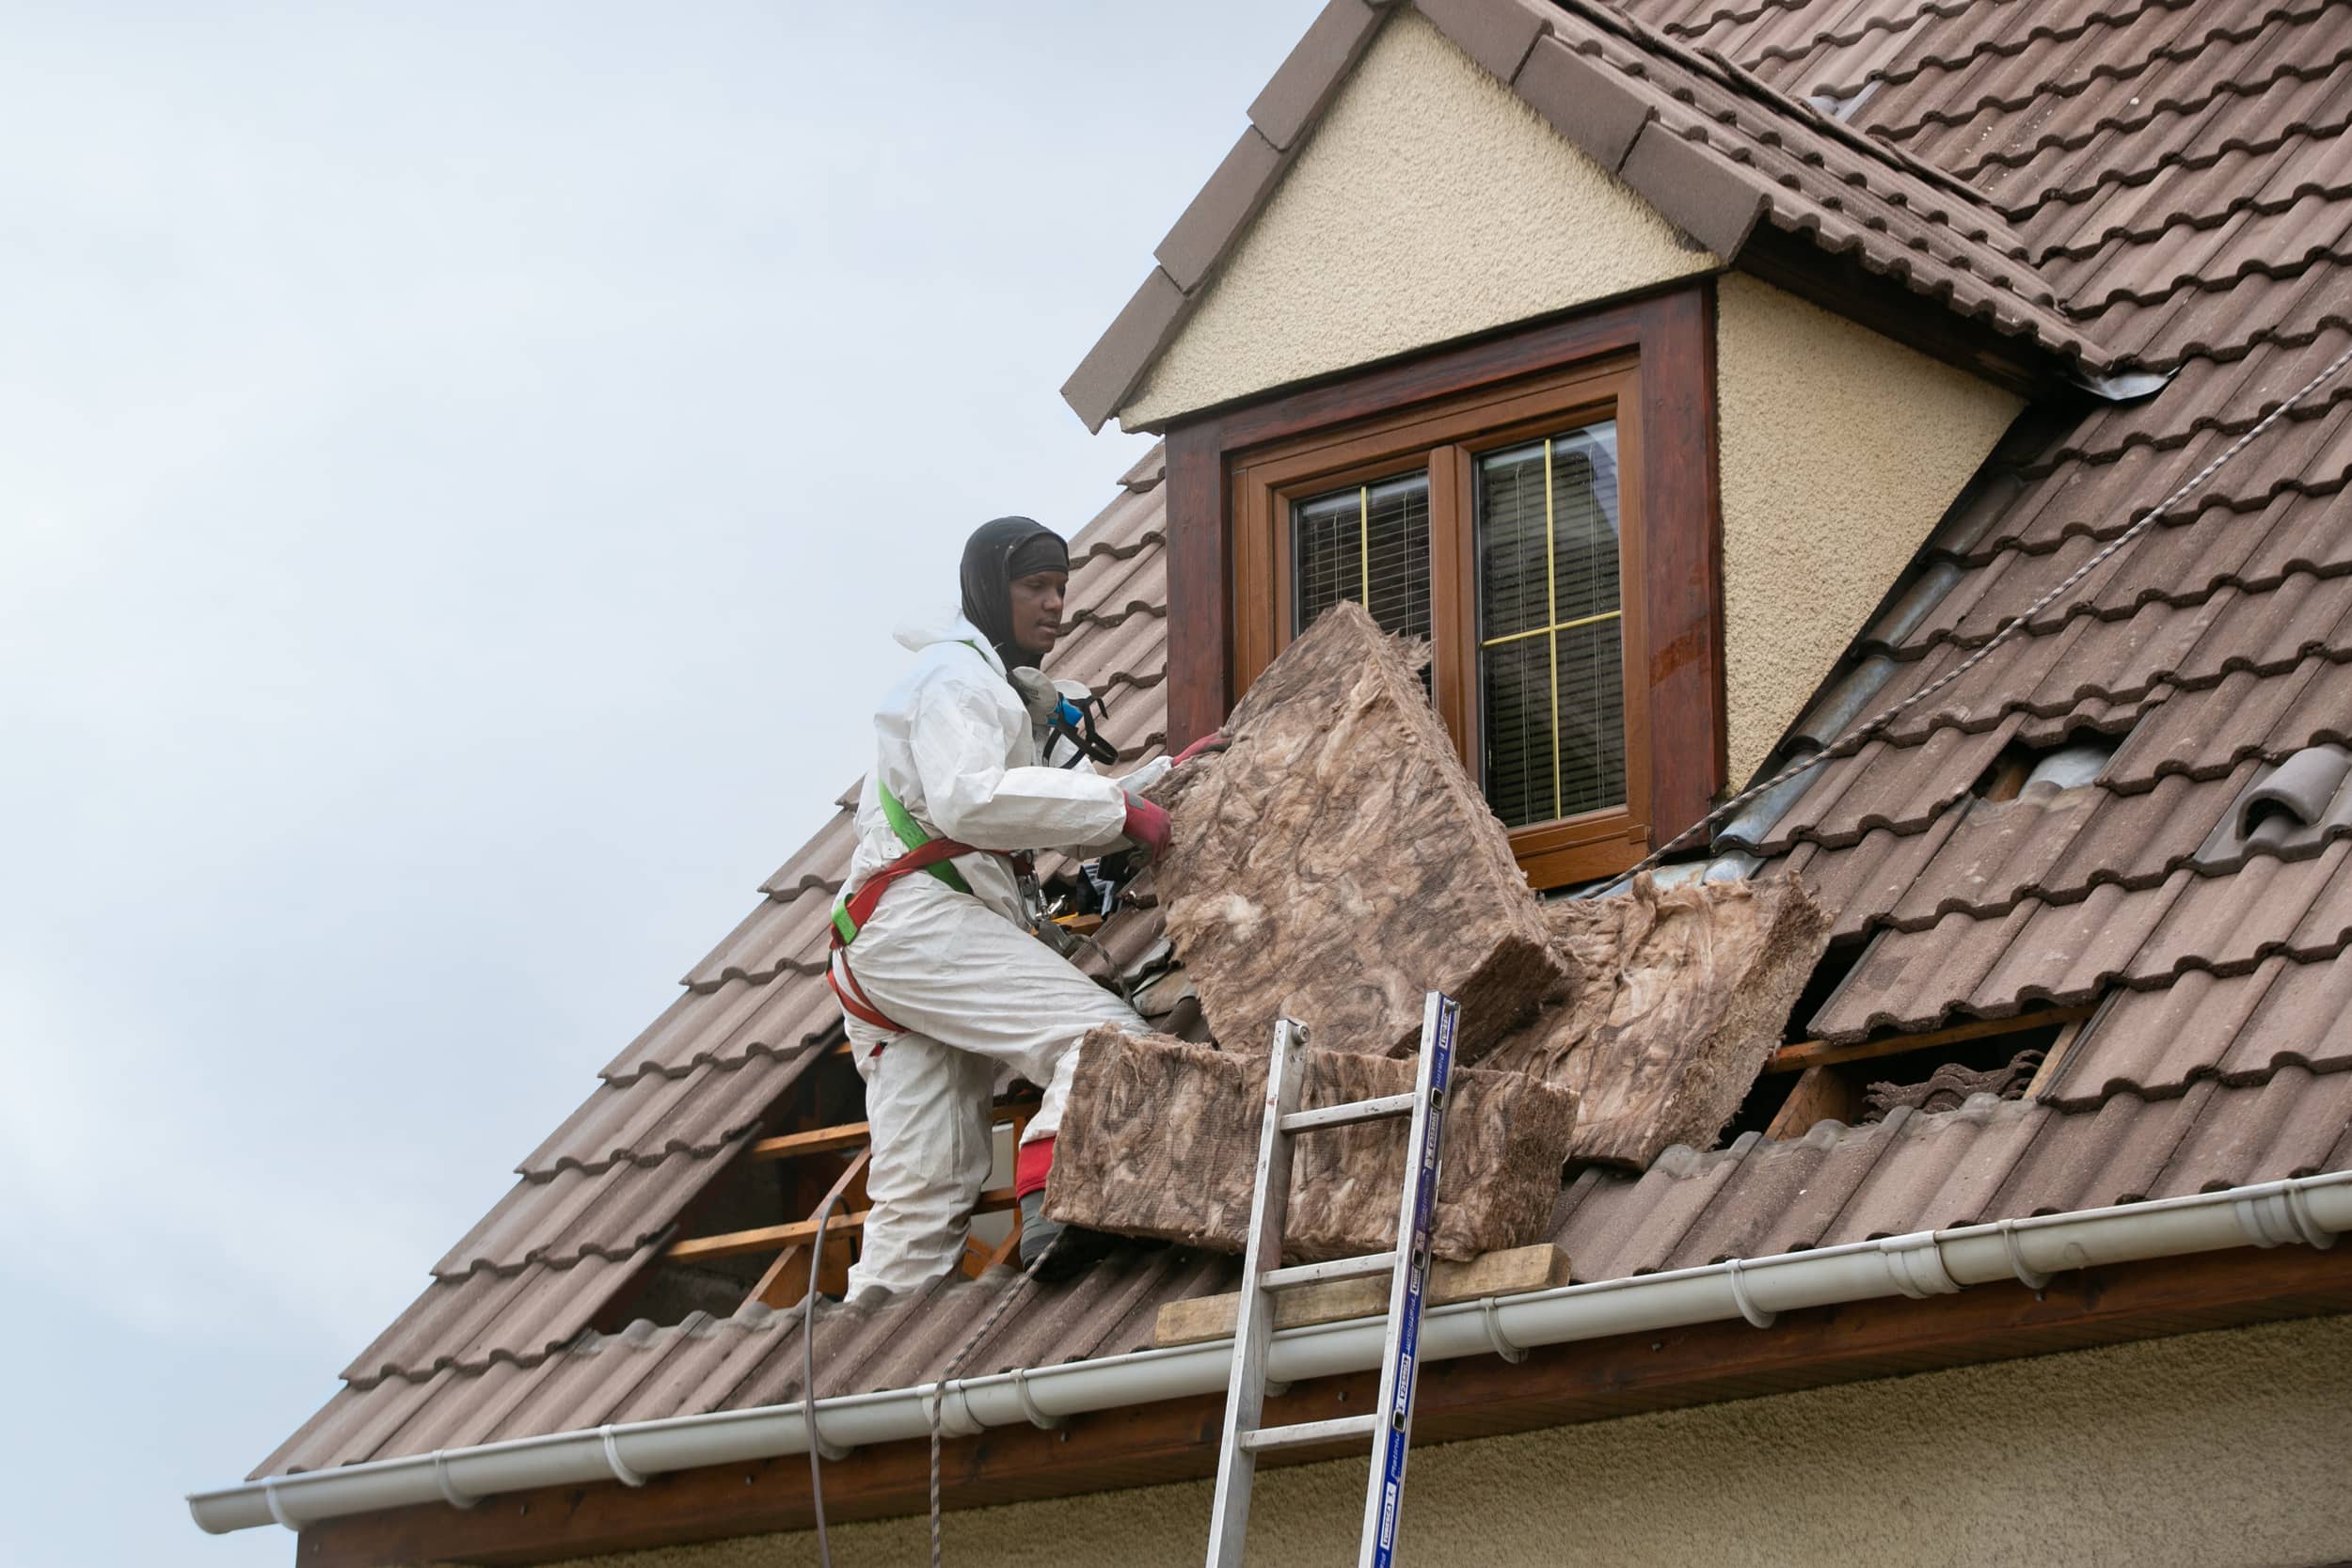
[[827, 775, 1028, 1038], [832, 640, 1067, 1038]]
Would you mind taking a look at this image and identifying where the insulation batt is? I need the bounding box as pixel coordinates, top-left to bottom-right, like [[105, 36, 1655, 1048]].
[[1482, 872, 1831, 1168], [1151, 600, 1572, 1064], [1042, 1025, 1578, 1262]]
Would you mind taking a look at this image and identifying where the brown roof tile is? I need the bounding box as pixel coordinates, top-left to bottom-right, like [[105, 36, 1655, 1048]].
[[1248, 0, 1388, 151], [2010, 86, 2352, 220], [331, 1248, 653, 1395], [431, 1131, 759, 1280], [1892, 9, 2352, 182], [1060, 267, 1187, 434], [1152, 127, 1288, 293], [603, 964, 840, 1083], [522, 1050, 815, 1179], [2042, 953, 2352, 1108], [1809, 838, 2352, 1041], [680, 882, 834, 991]]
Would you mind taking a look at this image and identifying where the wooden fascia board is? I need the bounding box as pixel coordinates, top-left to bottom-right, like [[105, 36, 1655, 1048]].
[[296, 1242, 2352, 1568]]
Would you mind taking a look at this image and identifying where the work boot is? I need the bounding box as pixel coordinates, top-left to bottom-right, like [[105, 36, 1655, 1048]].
[[1017, 1190, 1118, 1281]]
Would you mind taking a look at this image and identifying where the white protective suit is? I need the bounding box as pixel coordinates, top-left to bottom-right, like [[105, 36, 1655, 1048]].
[[835, 613, 1169, 1297]]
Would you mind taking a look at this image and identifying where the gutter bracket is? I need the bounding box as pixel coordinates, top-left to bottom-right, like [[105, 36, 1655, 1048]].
[[2233, 1181, 2337, 1251], [925, 1381, 986, 1441], [803, 1407, 851, 1463], [1010, 1368, 1066, 1430], [262, 1477, 297, 1533], [432, 1449, 480, 1511], [1878, 1234, 1961, 1298], [599, 1427, 649, 1488], [1726, 1259, 1776, 1328], [1477, 1295, 1528, 1363], [1997, 1219, 2052, 1291]]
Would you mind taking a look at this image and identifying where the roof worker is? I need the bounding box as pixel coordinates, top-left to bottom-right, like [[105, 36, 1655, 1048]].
[[828, 515, 1223, 1299]]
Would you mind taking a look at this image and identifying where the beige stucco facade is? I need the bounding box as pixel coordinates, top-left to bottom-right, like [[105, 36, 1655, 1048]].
[[1713, 273, 2024, 782], [1113, 9, 2022, 788], [530, 1312, 2352, 1568], [1117, 10, 1715, 431]]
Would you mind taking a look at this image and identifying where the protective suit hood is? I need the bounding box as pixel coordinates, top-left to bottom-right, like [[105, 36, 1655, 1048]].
[[892, 612, 1004, 669]]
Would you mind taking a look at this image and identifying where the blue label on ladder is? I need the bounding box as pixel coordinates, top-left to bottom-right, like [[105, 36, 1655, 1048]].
[[1371, 996, 1454, 1567]]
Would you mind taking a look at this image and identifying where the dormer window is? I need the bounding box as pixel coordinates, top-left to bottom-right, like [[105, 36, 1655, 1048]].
[[1283, 419, 1627, 836], [1192, 294, 1721, 889]]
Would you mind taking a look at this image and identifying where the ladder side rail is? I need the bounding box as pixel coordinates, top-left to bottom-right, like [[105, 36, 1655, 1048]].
[[1204, 1015, 1311, 1568], [1358, 991, 1457, 1568]]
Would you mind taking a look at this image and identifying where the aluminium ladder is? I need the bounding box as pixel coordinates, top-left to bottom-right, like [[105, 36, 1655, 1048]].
[[1203, 990, 1458, 1568]]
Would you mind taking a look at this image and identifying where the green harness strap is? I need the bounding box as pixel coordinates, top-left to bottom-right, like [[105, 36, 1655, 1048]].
[[831, 641, 998, 946], [879, 778, 973, 896], [830, 779, 974, 945]]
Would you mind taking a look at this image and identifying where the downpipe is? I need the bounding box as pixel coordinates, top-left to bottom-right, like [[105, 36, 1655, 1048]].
[[191, 1171, 2352, 1535]]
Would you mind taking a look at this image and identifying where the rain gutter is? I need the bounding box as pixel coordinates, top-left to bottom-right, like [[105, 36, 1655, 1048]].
[[189, 1170, 2351, 1536]]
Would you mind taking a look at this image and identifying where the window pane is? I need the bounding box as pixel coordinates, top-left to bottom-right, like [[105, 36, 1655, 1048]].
[[1475, 420, 1623, 828], [1293, 472, 1431, 641]]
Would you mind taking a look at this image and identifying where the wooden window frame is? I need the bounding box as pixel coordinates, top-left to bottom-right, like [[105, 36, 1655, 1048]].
[[1164, 285, 1725, 887], [1234, 357, 1648, 884]]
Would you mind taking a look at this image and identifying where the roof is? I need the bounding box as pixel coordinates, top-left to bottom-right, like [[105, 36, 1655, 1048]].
[[249, 0, 2352, 1494], [1062, 0, 2134, 433]]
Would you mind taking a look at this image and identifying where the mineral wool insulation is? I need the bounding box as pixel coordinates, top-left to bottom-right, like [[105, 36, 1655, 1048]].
[[1046, 602, 1828, 1259]]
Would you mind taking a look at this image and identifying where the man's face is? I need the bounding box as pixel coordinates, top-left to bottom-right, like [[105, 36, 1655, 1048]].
[[1009, 570, 1068, 656]]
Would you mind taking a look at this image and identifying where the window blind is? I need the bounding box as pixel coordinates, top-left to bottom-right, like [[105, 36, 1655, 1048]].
[[1475, 422, 1623, 829], [1293, 472, 1432, 642]]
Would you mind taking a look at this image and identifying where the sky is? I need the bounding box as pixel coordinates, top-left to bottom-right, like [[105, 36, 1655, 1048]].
[[0, 4, 1325, 1563]]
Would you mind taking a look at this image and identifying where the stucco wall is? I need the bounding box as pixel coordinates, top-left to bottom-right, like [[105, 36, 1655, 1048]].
[[534, 1312, 2352, 1568], [1714, 273, 2023, 783], [1117, 10, 1714, 431]]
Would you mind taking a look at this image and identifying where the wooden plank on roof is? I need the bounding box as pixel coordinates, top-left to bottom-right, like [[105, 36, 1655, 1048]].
[[1153, 1243, 1570, 1347], [2024, 1014, 2093, 1101], [747, 1094, 1040, 1164], [1767, 1006, 2093, 1074], [1764, 1064, 1859, 1141], [669, 1189, 1018, 1264], [746, 1149, 871, 1310]]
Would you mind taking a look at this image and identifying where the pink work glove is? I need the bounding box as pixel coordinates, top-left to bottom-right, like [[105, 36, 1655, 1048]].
[[1122, 796, 1171, 862], [1170, 730, 1232, 768]]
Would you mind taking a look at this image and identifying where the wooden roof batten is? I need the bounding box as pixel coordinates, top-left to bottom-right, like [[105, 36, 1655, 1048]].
[[1061, 0, 2140, 436], [658, 1086, 1043, 1310]]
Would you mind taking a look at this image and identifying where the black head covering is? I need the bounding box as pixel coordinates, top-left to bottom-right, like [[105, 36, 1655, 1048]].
[[960, 515, 1070, 674]]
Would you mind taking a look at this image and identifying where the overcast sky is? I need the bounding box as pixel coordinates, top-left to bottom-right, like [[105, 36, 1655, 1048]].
[[0, 5, 1324, 1562]]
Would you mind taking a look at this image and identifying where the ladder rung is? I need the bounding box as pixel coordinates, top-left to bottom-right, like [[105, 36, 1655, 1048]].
[[1238, 1414, 1379, 1453], [1279, 1093, 1416, 1133], [1260, 1251, 1396, 1291]]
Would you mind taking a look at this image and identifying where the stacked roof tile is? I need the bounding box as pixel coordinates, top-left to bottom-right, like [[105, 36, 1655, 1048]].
[[254, 0, 2352, 1487]]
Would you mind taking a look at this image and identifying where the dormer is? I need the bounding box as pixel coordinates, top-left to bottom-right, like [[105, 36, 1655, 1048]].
[[1064, 0, 2134, 888]]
